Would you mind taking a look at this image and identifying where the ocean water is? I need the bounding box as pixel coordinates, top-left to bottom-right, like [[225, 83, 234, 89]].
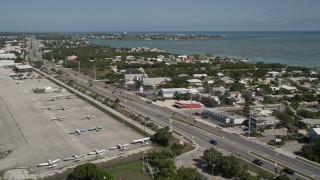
[[89, 31, 320, 68]]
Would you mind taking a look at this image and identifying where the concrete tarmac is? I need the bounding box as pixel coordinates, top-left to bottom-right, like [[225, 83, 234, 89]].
[[0, 67, 145, 174]]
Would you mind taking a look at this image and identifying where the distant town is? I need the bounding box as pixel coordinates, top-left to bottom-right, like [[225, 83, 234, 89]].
[[0, 32, 320, 180]]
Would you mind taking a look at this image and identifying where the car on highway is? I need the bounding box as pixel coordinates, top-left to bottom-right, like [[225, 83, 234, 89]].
[[209, 139, 218, 145], [146, 100, 152, 104], [252, 159, 263, 166], [282, 168, 295, 175]]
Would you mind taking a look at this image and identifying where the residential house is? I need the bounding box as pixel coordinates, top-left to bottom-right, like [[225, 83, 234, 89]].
[[301, 119, 320, 128], [250, 116, 281, 129], [187, 79, 203, 87], [267, 71, 281, 77], [220, 76, 235, 84], [193, 74, 207, 78], [124, 74, 148, 82], [308, 128, 320, 139], [141, 77, 171, 88]]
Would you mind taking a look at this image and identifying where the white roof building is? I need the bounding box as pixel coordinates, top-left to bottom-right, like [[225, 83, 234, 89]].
[[0, 60, 14, 66], [193, 74, 207, 78], [0, 53, 16, 59]]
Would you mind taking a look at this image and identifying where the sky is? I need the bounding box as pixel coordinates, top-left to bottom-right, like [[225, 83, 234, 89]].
[[1, 0, 320, 32]]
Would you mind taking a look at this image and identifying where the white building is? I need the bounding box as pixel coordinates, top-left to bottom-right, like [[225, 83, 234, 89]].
[[158, 88, 199, 98], [193, 74, 207, 78], [187, 79, 203, 87], [0, 53, 16, 59]]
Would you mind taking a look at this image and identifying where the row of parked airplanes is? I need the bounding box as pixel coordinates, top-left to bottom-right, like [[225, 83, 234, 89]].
[[38, 137, 150, 168], [50, 115, 96, 121], [49, 94, 75, 101]]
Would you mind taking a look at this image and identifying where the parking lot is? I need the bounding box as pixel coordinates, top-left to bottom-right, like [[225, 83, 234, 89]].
[[0, 67, 145, 173]]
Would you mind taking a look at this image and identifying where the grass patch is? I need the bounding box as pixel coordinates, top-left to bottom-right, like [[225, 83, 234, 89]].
[[106, 161, 152, 180]]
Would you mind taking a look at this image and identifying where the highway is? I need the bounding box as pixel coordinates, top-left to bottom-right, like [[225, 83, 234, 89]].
[[38, 62, 320, 180]]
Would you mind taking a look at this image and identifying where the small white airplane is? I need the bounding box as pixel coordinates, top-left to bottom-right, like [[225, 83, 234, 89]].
[[50, 116, 66, 121], [64, 96, 74, 99], [69, 129, 85, 135], [109, 144, 129, 150], [64, 154, 86, 162], [82, 115, 95, 120], [42, 106, 56, 110], [58, 106, 69, 110], [88, 149, 105, 156], [88, 125, 103, 132], [38, 159, 60, 168], [132, 137, 150, 146], [52, 95, 64, 99], [49, 97, 58, 101]]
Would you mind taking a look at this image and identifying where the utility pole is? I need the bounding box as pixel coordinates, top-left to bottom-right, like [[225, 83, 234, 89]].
[[248, 106, 251, 138], [190, 92, 193, 115], [78, 60, 80, 73]]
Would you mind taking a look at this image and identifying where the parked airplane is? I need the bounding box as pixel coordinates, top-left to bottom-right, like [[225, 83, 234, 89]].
[[38, 159, 60, 168], [69, 129, 85, 135], [82, 115, 95, 120], [49, 97, 58, 101], [64, 154, 86, 162], [88, 125, 103, 132], [52, 95, 64, 99], [51, 116, 66, 121], [88, 149, 105, 156], [42, 106, 56, 110], [109, 144, 129, 150], [58, 106, 69, 110], [132, 137, 150, 146]]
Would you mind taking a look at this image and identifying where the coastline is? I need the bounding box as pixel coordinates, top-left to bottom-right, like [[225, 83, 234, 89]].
[[87, 31, 320, 68]]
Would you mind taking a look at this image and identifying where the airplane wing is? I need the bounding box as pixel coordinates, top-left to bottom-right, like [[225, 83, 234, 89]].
[[109, 146, 118, 150], [38, 162, 49, 166], [64, 157, 75, 161], [52, 159, 60, 163], [88, 151, 96, 155], [100, 149, 106, 153], [123, 144, 129, 147]]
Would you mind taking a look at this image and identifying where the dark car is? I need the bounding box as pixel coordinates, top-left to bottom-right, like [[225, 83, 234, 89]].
[[209, 139, 218, 145], [252, 159, 263, 166], [282, 168, 295, 175]]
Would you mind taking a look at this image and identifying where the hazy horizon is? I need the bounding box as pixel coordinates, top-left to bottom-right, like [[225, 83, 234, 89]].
[[1, 0, 320, 32]]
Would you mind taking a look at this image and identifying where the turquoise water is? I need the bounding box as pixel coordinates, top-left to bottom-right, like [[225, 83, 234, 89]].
[[89, 31, 320, 68]]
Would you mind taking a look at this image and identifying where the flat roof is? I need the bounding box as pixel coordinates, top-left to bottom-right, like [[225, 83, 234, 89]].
[[15, 64, 33, 69]]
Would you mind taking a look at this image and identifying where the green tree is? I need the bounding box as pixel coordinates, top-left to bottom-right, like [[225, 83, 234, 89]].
[[151, 126, 173, 147], [243, 103, 250, 117], [72, 163, 113, 180], [301, 138, 320, 163], [172, 167, 203, 180]]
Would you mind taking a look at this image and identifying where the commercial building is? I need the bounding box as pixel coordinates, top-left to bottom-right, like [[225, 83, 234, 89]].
[[202, 109, 245, 125], [173, 100, 202, 109], [0, 53, 16, 59], [14, 64, 33, 72], [0, 60, 14, 66], [157, 88, 199, 98]]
